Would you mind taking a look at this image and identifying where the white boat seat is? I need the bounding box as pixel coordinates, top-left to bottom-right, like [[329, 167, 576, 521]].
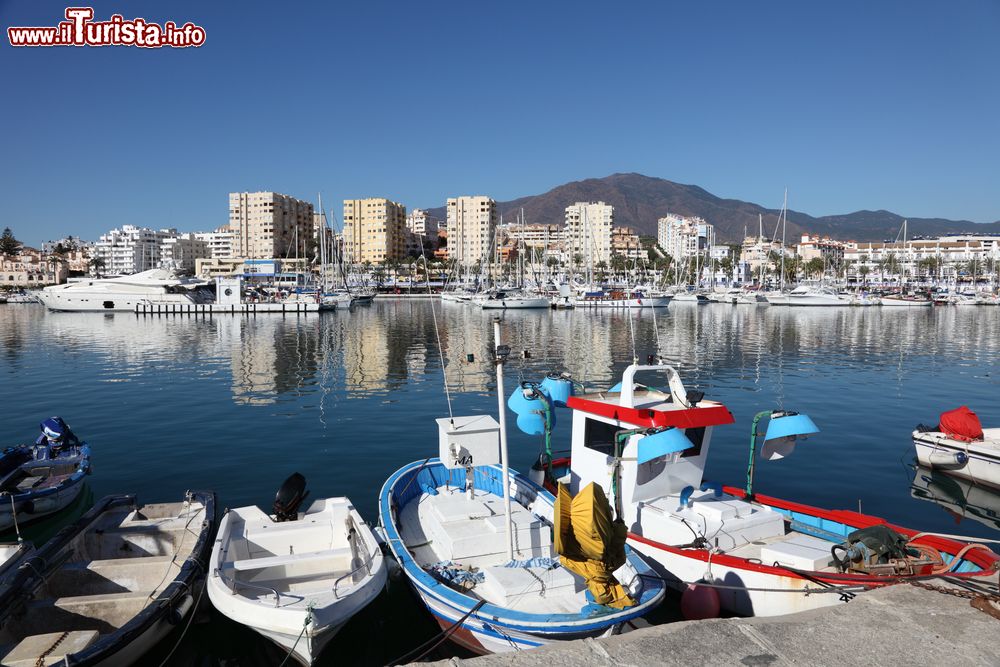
[[228, 546, 353, 572]]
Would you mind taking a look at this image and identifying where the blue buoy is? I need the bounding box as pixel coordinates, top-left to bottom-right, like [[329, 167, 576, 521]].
[[540, 374, 573, 407]]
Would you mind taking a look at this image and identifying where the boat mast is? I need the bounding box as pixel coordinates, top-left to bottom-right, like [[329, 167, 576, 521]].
[[779, 189, 787, 291], [492, 318, 514, 561]]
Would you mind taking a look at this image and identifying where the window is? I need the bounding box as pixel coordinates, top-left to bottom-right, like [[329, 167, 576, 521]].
[[583, 418, 620, 455]]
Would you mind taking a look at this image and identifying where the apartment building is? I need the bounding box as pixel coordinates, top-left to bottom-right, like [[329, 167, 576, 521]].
[[228, 191, 315, 260], [194, 229, 237, 259], [93, 225, 177, 275], [160, 234, 210, 272], [657, 214, 715, 260], [565, 201, 613, 266], [611, 226, 643, 260], [446, 196, 497, 267], [407, 209, 440, 237], [342, 198, 407, 264]]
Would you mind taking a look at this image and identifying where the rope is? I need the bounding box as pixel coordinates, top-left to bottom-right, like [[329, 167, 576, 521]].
[[156, 561, 206, 667], [425, 256, 454, 423], [4, 493, 22, 543], [147, 495, 201, 601], [278, 604, 314, 667], [636, 571, 868, 596], [386, 598, 488, 665]]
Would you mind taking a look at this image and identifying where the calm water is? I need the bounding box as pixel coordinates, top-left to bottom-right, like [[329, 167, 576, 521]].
[[2, 301, 999, 664]]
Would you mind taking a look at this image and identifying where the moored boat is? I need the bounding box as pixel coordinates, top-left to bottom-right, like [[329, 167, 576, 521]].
[[475, 290, 550, 309], [0, 491, 215, 666], [881, 293, 933, 307], [37, 269, 213, 312], [0, 441, 91, 532], [208, 474, 386, 666], [913, 406, 1000, 490], [535, 363, 1000, 617]]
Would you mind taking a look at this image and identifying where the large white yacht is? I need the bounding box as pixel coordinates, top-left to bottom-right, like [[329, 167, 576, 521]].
[[38, 269, 213, 312], [766, 285, 850, 306]]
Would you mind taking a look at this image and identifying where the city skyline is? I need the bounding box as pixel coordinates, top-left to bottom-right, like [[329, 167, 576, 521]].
[[3, 2, 998, 246]]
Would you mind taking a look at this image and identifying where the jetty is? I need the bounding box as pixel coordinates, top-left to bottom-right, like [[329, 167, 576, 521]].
[[134, 301, 319, 315], [421, 581, 1000, 667]]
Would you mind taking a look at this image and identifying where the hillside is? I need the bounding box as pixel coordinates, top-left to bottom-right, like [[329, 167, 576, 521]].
[[425, 173, 1000, 242]]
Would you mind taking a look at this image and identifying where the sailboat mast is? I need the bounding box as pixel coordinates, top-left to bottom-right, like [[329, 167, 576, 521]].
[[493, 318, 514, 561], [779, 189, 787, 289]]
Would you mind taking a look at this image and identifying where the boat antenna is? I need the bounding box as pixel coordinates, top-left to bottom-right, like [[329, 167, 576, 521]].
[[627, 302, 639, 365], [492, 317, 515, 561]]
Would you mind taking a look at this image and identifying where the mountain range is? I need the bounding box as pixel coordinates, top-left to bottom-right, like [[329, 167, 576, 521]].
[[425, 173, 1000, 243]]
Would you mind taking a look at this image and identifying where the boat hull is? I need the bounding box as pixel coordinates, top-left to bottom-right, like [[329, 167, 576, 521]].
[[881, 297, 933, 307], [913, 433, 1000, 490], [478, 297, 550, 309], [0, 444, 91, 531], [575, 297, 672, 308]]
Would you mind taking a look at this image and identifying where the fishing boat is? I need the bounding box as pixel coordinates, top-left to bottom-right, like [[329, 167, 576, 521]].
[[534, 363, 1000, 617], [0, 441, 91, 532], [0, 491, 215, 666], [379, 322, 665, 654], [208, 474, 386, 666], [913, 406, 1000, 490]]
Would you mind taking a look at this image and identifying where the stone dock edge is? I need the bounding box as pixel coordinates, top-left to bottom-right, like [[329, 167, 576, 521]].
[[419, 583, 1000, 667]]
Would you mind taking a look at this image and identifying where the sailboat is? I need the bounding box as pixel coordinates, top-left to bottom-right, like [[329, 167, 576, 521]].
[[378, 321, 665, 654]]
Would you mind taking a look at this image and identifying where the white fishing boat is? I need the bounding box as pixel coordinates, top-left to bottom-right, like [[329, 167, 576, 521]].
[[208, 474, 386, 666], [913, 407, 1000, 490], [0, 492, 215, 666], [37, 269, 213, 312], [379, 322, 665, 655], [536, 364, 1000, 617]]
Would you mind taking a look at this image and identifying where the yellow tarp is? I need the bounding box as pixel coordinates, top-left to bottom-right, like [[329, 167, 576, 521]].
[[554, 482, 636, 609]]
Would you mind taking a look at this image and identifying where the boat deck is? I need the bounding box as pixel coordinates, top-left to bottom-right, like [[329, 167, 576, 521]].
[[399, 487, 599, 615]]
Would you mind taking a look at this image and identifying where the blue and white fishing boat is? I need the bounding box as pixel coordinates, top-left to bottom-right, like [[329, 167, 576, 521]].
[[378, 320, 664, 655], [0, 441, 91, 532]]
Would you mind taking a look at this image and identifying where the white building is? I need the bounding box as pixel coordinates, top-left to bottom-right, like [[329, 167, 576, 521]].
[[160, 234, 210, 272], [407, 209, 440, 237], [93, 225, 177, 275], [658, 214, 714, 260], [565, 201, 613, 267], [446, 196, 497, 266], [194, 229, 237, 259]]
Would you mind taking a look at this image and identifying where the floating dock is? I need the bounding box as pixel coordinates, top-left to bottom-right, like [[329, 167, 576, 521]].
[[421, 581, 1000, 667], [135, 302, 320, 315]]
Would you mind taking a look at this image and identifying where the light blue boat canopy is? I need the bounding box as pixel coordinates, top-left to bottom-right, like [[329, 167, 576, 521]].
[[764, 412, 819, 442], [637, 428, 693, 464]]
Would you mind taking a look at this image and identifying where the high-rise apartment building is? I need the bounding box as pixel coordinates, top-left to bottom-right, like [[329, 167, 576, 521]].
[[194, 229, 237, 259], [160, 234, 210, 272], [228, 192, 315, 260], [94, 225, 177, 275], [446, 196, 497, 266], [407, 209, 440, 237], [565, 201, 613, 267], [658, 214, 715, 259], [342, 198, 407, 264]]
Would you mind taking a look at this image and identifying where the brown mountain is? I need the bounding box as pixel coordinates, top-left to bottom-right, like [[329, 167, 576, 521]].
[[425, 173, 1000, 242]]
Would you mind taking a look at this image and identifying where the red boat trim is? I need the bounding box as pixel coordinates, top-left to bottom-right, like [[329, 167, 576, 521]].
[[566, 396, 735, 430], [626, 487, 1000, 584]]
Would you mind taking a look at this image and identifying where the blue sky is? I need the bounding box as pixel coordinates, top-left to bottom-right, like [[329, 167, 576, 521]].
[[2, 1, 998, 245]]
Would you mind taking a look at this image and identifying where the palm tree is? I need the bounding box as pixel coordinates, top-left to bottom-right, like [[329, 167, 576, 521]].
[[859, 265, 871, 285], [88, 256, 106, 277]]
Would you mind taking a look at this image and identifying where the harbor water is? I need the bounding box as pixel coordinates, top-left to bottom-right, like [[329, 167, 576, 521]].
[[2, 301, 999, 664]]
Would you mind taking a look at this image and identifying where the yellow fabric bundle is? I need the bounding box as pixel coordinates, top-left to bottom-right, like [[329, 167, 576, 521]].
[[554, 482, 636, 609]]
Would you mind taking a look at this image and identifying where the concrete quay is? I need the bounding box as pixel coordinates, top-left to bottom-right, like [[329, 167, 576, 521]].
[[423, 583, 1000, 667]]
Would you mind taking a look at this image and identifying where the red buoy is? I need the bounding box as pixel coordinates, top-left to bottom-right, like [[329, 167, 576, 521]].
[[681, 581, 720, 620]]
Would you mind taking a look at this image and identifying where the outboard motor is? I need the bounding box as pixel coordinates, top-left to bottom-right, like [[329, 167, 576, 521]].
[[273, 472, 308, 522]]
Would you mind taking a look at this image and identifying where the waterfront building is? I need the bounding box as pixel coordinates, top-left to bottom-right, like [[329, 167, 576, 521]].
[[342, 198, 407, 265], [93, 225, 178, 275], [446, 196, 498, 267], [845, 235, 1000, 282], [611, 226, 644, 260], [739, 236, 786, 274], [565, 201, 613, 267], [160, 234, 210, 273], [1, 247, 68, 286], [795, 234, 846, 265], [194, 229, 237, 259], [228, 191, 315, 261], [657, 214, 714, 260], [407, 209, 440, 237]]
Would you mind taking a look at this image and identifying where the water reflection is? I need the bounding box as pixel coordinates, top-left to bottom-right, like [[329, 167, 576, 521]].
[[911, 465, 1000, 533]]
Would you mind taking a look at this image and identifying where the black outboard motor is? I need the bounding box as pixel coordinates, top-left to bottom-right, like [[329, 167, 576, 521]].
[[273, 472, 308, 522]]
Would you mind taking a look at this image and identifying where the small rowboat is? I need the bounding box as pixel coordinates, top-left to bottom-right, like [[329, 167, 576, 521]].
[[0, 491, 215, 666], [208, 474, 387, 666], [0, 442, 91, 532]]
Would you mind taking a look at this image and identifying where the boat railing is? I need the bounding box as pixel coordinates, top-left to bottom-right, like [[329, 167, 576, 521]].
[[215, 567, 283, 608], [333, 517, 380, 599]]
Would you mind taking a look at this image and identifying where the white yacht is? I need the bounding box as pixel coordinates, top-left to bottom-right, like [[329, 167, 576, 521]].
[[37, 269, 213, 312], [767, 285, 849, 306]]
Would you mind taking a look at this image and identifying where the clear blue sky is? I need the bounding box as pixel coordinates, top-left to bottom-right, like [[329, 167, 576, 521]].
[[2, 1, 998, 245]]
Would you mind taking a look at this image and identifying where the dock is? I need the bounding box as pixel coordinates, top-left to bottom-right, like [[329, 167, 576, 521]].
[[422, 582, 1000, 667], [134, 302, 320, 315]]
